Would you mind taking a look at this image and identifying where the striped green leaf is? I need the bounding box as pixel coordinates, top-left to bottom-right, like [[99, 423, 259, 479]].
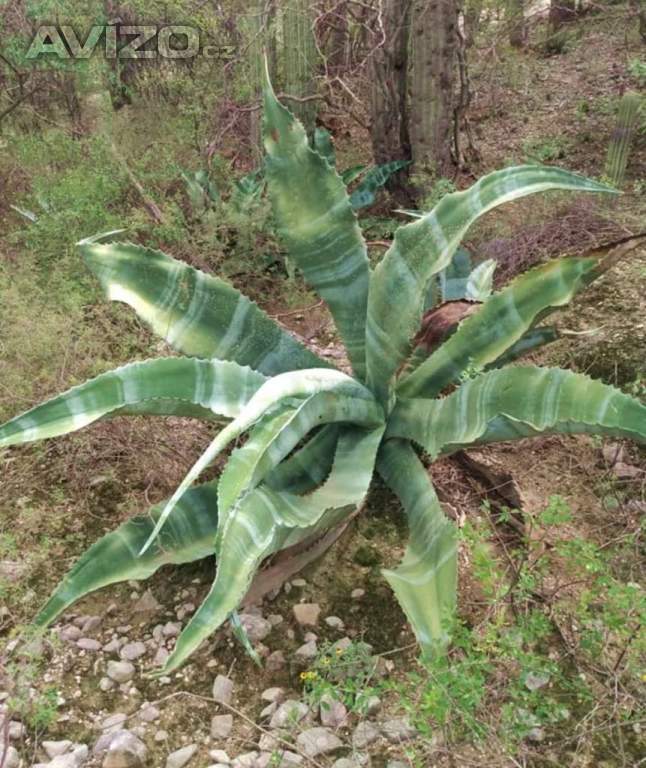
[[399, 255, 601, 398], [161, 425, 383, 673], [377, 439, 457, 653], [487, 326, 560, 369], [263, 80, 371, 380], [265, 425, 339, 494], [80, 239, 326, 376], [389, 366, 646, 456], [313, 127, 336, 167], [142, 369, 383, 553], [35, 482, 220, 629], [0, 358, 266, 448], [365, 166, 616, 403], [349, 160, 411, 210]]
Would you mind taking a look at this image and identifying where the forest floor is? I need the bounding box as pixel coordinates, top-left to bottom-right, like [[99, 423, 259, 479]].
[[0, 6, 645, 768]]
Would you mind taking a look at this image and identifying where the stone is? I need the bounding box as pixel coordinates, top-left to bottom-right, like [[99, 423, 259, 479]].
[[154, 731, 168, 742], [210, 714, 233, 739], [386, 762, 409, 768], [107, 661, 136, 684], [350, 589, 365, 599], [269, 700, 309, 729], [103, 639, 122, 654], [294, 640, 317, 660], [99, 713, 129, 734], [527, 726, 545, 743], [120, 642, 147, 661], [43, 740, 73, 759], [232, 752, 258, 768], [133, 589, 161, 613], [102, 730, 147, 768], [275, 753, 303, 767], [267, 614, 283, 627], [291, 578, 307, 587], [293, 603, 320, 627], [324, 616, 344, 630], [100, 677, 115, 692], [352, 721, 379, 749], [381, 718, 417, 743], [319, 694, 347, 728], [166, 744, 198, 768], [524, 671, 550, 691], [139, 704, 160, 723], [162, 622, 182, 638], [259, 702, 277, 719], [260, 687, 284, 703], [208, 750, 230, 764], [333, 760, 359, 768], [296, 727, 343, 757], [7, 721, 24, 739], [1, 746, 20, 768], [60, 625, 82, 642], [212, 674, 234, 705], [365, 695, 381, 715], [266, 650, 285, 672], [258, 732, 279, 751], [82, 615, 102, 633], [176, 603, 195, 620], [153, 647, 170, 666], [238, 613, 272, 642], [77, 637, 102, 651], [49, 745, 89, 768]]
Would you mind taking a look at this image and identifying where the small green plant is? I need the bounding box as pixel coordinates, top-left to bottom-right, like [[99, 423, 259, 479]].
[[522, 135, 571, 163], [2, 74, 645, 675]]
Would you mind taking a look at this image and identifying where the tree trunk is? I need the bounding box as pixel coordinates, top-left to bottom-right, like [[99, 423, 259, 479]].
[[630, 0, 646, 43], [369, 0, 413, 202], [508, 0, 526, 47], [410, 0, 459, 186], [463, 0, 483, 47], [328, 0, 350, 74], [548, 0, 576, 33], [282, 0, 318, 137], [247, 0, 275, 161]]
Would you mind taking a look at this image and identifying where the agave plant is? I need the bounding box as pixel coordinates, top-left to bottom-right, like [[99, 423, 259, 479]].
[[3, 81, 645, 676]]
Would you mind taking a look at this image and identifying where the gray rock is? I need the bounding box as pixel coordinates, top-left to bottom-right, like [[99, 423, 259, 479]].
[[232, 752, 258, 768], [139, 704, 160, 723], [154, 731, 168, 742], [524, 671, 550, 691], [352, 721, 379, 749], [296, 727, 343, 757], [266, 650, 285, 672], [212, 675, 234, 705], [82, 615, 102, 634], [102, 730, 147, 768], [60, 625, 82, 642], [527, 726, 545, 743], [208, 750, 230, 764], [133, 589, 161, 614], [162, 622, 182, 638], [166, 744, 198, 768], [260, 687, 284, 703], [269, 700, 309, 729], [7, 721, 24, 739], [294, 640, 317, 660], [103, 639, 122, 654], [291, 578, 307, 588], [120, 642, 147, 661], [77, 637, 102, 651], [176, 603, 195, 620], [324, 616, 345, 630], [258, 702, 277, 719], [238, 613, 272, 642], [275, 752, 303, 768], [210, 714, 233, 739], [267, 614, 283, 627], [99, 713, 128, 734], [364, 695, 381, 716], [350, 589, 365, 599], [99, 677, 115, 692], [49, 745, 89, 768], [43, 740, 73, 759], [1, 745, 19, 768], [386, 762, 409, 768], [332, 760, 359, 768], [293, 603, 320, 627], [107, 661, 136, 684], [381, 718, 417, 743], [319, 694, 347, 728], [153, 647, 169, 666]]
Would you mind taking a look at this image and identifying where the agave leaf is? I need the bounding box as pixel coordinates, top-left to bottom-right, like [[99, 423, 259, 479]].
[[0, 358, 267, 448], [141, 369, 382, 553], [366, 165, 617, 403], [389, 366, 646, 456], [80, 239, 327, 376], [313, 127, 336, 167], [377, 439, 457, 653], [486, 326, 560, 369], [398, 255, 601, 398], [341, 165, 366, 185], [464, 259, 496, 301], [161, 425, 383, 673], [349, 160, 411, 210], [265, 424, 339, 494], [231, 169, 265, 212], [263, 78, 371, 380], [34, 482, 220, 628]]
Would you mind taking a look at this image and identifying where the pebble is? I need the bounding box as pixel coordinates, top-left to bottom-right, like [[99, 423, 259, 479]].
[[319, 694, 347, 728], [82, 615, 102, 634], [259, 702, 277, 719], [267, 614, 283, 627], [107, 661, 136, 684], [232, 752, 258, 768], [49, 745, 89, 768], [103, 639, 122, 654], [269, 700, 309, 729], [99, 677, 115, 692], [365, 695, 381, 715], [43, 740, 73, 759], [333, 760, 360, 768], [153, 647, 170, 666], [166, 744, 198, 768], [120, 642, 147, 661], [208, 750, 230, 763], [296, 727, 343, 757], [102, 730, 147, 768], [2, 746, 20, 768], [132, 589, 161, 613], [351, 589, 365, 599], [352, 721, 379, 748], [260, 687, 284, 703], [295, 640, 317, 660], [162, 622, 182, 638], [210, 714, 233, 739], [266, 650, 286, 672], [238, 613, 272, 642], [77, 638, 102, 651], [139, 704, 160, 723], [176, 603, 195, 620], [99, 713, 129, 734], [324, 616, 344, 630], [293, 603, 321, 626], [155, 730, 169, 742], [212, 675, 234, 706], [381, 718, 417, 743], [291, 578, 307, 587]]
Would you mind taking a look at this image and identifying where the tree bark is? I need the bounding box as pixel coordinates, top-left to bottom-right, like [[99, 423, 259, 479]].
[[369, 0, 413, 201], [410, 0, 459, 185], [548, 0, 576, 33], [282, 0, 318, 137], [507, 0, 526, 47]]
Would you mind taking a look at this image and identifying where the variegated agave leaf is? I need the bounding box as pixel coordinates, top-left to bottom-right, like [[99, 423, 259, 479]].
[[0, 358, 266, 447], [389, 366, 646, 456], [263, 76, 371, 380], [80, 239, 327, 376], [366, 166, 617, 404], [398, 255, 602, 398], [161, 425, 384, 673], [377, 439, 456, 652]]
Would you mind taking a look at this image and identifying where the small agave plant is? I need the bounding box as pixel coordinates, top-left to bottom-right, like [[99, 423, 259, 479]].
[[3, 79, 645, 676]]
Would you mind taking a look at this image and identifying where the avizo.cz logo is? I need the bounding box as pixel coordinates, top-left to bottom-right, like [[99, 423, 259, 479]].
[[26, 24, 230, 60]]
